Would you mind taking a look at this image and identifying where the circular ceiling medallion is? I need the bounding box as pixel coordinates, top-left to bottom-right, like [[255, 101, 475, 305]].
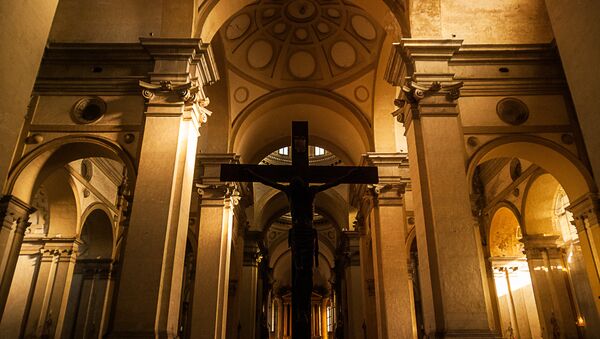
[[289, 51, 316, 79], [285, 0, 318, 22], [274, 23, 287, 34], [327, 8, 341, 18], [295, 28, 308, 40], [354, 86, 369, 102], [496, 97, 529, 125], [263, 8, 276, 18], [247, 40, 273, 69], [226, 14, 251, 40], [331, 41, 356, 68], [317, 22, 330, 34], [234, 87, 249, 103], [351, 15, 376, 40]]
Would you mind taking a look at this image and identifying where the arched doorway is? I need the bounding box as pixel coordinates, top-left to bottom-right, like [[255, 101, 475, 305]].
[[0, 136, 133, 338]]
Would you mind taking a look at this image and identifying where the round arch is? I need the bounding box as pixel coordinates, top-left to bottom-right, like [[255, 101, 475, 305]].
[[488, 205, 524, 257], [5, 136, 136, 204], [232, 88, 373, 165], [255, 187, 349, 232], [42, 168, 81, 236], [521, 172, 563, 236], [79, 207, 115, 260], [467, 136, 596, 202]]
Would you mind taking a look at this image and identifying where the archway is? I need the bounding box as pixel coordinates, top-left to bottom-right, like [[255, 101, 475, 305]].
[[63, 207, 115, 339], [469, 137, 599, 337], [488, 205, 542, 339], [0, 136, 133, 338]]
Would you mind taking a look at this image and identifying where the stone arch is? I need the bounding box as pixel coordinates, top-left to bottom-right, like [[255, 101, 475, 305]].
[[231, 88, 373, 165], [488, 205, 524, 258], [43, 168, 80, 236], [467, 135, 596, 202], [5, 135, 136, 204], [521, 173, 563, 237], [78, 205, 115, 259], [256, 187, 349, 232]]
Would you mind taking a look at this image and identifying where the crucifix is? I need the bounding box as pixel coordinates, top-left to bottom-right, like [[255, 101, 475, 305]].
[[220, 121, 378, 339]]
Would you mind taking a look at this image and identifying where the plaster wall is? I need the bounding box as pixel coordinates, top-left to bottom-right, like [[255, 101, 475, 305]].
[[410, 0, 554, 43], [49, 0, 163, 43], [544, 0, 600, 186], [0, 0, 58, 188], [459, 96, 570, 127], [31, 96, 144, 126]]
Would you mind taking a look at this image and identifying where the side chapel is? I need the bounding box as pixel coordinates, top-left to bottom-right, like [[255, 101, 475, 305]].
[[1, 0, 600, 338]]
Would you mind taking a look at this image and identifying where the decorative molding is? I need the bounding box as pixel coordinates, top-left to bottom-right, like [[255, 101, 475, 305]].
[[567, 193, 600, 232], [1, 195, 36, 235]]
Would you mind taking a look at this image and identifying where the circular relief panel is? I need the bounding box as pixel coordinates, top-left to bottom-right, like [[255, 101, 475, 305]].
[[247, 40, 274, 69], [351, 15, 376, 40], [81, 159, 93, 181], [72, 97, 106, 124], [226, 14, 251, 40], [285, 0, 318, 22], [273, 22, 287, 34], [496, 98, 529, 125], [234, 87, 250, 103], [317, 22, 330, 34], [289, 51, 316, 79], [331, 41, 356, 68], [354, 86, 369, 102], [295, 28, 309, 40], [509, 158, 522, 181]]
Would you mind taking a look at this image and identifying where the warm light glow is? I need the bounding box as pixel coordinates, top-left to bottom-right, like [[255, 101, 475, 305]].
[[493, 263, 534, 297]]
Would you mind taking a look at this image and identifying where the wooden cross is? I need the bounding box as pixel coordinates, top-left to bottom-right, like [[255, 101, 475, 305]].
[[220, 121, 378, 339]]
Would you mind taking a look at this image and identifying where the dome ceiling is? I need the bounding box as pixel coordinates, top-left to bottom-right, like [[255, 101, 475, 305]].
[[220, 0, 385, 89]]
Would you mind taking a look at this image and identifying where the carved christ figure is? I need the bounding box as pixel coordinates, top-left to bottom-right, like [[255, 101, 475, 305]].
[[248, 169, 355, 336]]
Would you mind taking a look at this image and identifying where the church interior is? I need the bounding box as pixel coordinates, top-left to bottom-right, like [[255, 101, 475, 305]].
[[1, 0, 600, 338]]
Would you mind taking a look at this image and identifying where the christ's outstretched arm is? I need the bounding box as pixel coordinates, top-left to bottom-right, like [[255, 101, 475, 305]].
[[246, 168, 288, 192], [313, 168, 360, 193]]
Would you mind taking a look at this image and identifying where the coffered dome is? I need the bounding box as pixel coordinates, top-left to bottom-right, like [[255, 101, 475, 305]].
[[220, 0, 385, 89]]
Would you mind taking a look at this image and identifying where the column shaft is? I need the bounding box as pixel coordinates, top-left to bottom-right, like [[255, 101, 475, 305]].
[[391, 39, 495, 337], [191, 188, 235, 339], [0, 196, 34, 318], [369, 185, 414, 339], [109, 38, 215, 338]]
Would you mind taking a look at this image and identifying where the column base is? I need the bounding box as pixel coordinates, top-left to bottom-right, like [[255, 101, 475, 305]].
[[107, 330, 178, 339], [433, 329, 501, 338]]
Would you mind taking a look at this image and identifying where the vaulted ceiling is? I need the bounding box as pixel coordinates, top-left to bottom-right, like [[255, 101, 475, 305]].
[[219, 0, 385, 89]]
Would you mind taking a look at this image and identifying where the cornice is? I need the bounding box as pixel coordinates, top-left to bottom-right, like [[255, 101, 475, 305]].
[[450, 43, 559, 65]]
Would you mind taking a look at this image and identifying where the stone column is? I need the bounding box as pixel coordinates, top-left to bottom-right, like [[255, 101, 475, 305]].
[[569, 193, 600, 318], [108, 38, 217, 338], [226, 221, 245, 339], [354, 218, 378, 339], [385, 39, 496, 337], [239, 232, 261, 339], [343, 232, 365, 339], [522, 235, 579, 338], [0, 241, 41, 338], [191, 154, 241, 339], [23, 240, 78, 338], [353, 153, 414, 339], [0, 195, 35, 318]]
